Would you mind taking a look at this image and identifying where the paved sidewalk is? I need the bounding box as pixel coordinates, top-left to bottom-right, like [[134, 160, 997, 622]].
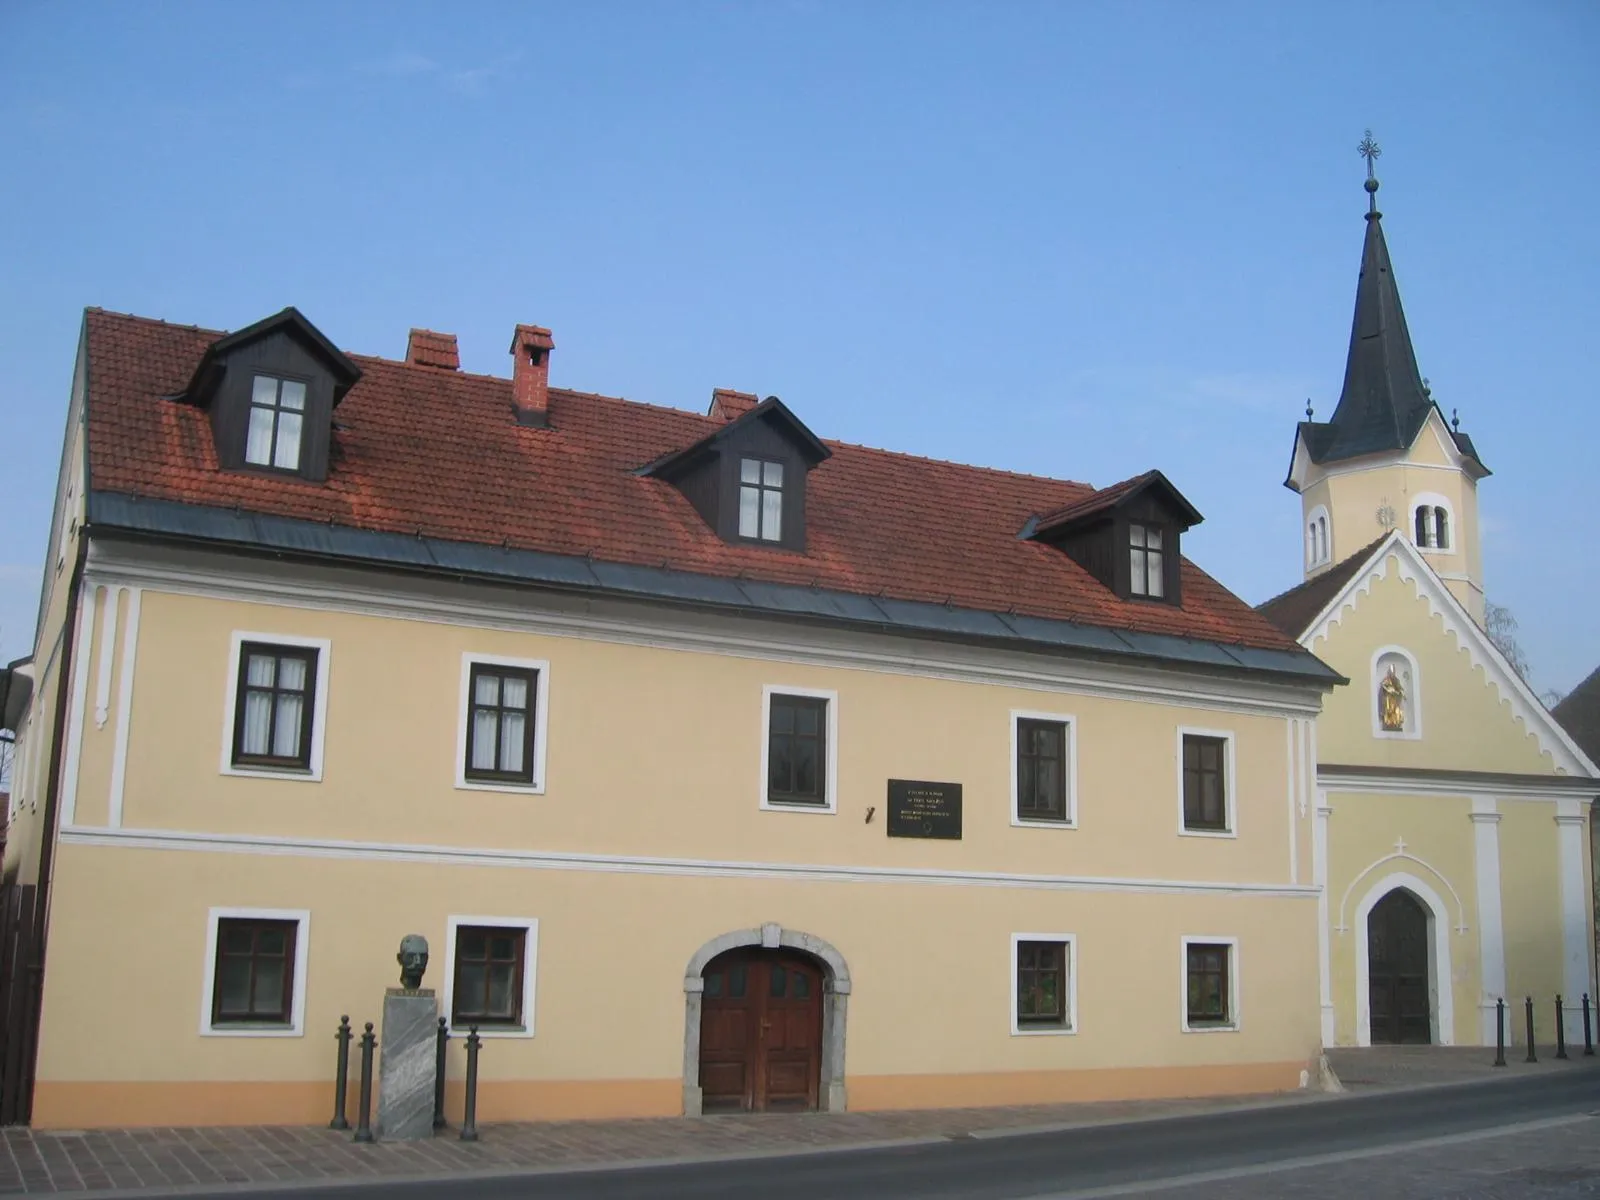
[[1325, 1044, 1596, 1089], [2, 1049, 1593, 1196]]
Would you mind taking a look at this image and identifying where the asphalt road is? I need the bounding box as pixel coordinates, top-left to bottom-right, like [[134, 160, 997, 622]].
[[160, 1073, 1600, 1200]]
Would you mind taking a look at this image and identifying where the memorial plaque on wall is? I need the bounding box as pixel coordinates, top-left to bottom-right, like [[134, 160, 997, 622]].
[[887, 779, 963, 839]]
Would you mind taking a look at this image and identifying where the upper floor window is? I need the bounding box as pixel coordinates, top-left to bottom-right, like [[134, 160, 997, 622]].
[[232, 642, 317, 771], [1411, 498, 1453, 551], [466, 664, 538, 785], [246, 374, 307, 471], [1129, 523, 1165, 598], [1180, 730, 1233, 835], [761, 686, 836, 812], [1013, 713, 1075, 826], [739, 458, 784, 542]]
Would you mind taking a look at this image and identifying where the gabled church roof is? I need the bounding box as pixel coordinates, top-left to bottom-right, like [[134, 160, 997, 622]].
[[1553, 667, 1600, 766], [1294, 172, 1487, 475], [1255, 535, 1388, 640]]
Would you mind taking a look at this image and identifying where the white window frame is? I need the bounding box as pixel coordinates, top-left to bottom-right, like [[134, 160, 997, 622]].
[[200, 906, 311, 1037], [442, 915, 540, 1038], [1180, 934, 1240, 1034], [1305, 504, 1331, 568], [1010, 932, 1078, 1036], [220, 632, 331, 781], [1175, 726, 1237, 839], [1410, 492, 1455, 553], [1371, 645, 1423, 741], [1010, 710, 1078, 829], [759, 684, 839, 814], [455, 653, 551, 795]]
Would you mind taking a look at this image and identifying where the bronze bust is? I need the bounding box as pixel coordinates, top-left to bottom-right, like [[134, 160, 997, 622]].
[[397, 934, 430, 990]]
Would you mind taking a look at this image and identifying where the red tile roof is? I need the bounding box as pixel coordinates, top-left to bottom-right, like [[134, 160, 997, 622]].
[[405, 329, 460, 371], [82, 309, 1301, 653], [708, 389, 760, 422]]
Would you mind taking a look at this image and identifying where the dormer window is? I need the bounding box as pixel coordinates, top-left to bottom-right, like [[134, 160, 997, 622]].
[[246, 375, 308, 471], [739, 458, 785, 542], [1129, 523, 1165, 598]]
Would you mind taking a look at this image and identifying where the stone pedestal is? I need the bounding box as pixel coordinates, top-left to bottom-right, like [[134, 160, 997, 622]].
[[377, 988, 438, 1140]]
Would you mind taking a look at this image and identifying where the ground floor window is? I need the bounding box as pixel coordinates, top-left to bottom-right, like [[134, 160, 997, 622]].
[[202, 907, 310, 1036], [444, 916, 540, 1035], [1182, 938, 1237, 1031], [1012, 934, 1076, 1034]]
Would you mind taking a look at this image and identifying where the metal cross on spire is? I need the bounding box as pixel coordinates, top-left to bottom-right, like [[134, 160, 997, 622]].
[[1358, 129, 1382, 213]]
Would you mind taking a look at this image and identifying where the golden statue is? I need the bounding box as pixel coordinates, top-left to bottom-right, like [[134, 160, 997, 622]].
[[1379, 666, 1406, 731]]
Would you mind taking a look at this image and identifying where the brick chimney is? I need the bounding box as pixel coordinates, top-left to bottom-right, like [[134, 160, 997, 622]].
[[510, 324, 555, 427], [707, 388, 759, 422], [406, 328, 459, 370]]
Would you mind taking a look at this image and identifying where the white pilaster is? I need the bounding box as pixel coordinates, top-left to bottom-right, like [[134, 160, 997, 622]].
[[1470, 797, 1505, 1046], [1556, 799, 1593, 1026], [1315, 795, 1335, 1045]]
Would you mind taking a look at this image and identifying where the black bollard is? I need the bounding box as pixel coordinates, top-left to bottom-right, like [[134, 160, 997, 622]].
[[1525, 996, 1538, 1063], [1494, 997, 1506, 1067], [330, 1015, 353, 1130], [460, 1026, 481, 1142], [1557, 995, 1569, 1059], [354, 1022, 377, 1143], [433, 1017, 450, 1131], [1585, 994, 1594, 1057]]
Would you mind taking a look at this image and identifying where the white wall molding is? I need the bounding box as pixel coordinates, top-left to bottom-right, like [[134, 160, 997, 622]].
[[1353, 872, 1455, 1047], [1556, 798, 1593, 1018], [58, 824, 1321, 900], [80, 546, 1327, 721], [106, 587, 141, 828], [1337, 840, 1468, 936], [1470, 797, 1506, 1046], [58, 588, 98, 827], [1319, 770, 1595, 803], [93, 585, 122, 728], [1314, 798, 1334, 1046]]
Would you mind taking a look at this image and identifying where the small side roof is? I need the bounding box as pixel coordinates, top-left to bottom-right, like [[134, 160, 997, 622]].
[[1256, 535, 1388, 640], [1553, 667, 1600, 767]]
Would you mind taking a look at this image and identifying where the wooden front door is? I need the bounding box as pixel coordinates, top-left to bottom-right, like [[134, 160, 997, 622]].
[[699, 950, 823, 1112], [1368, 889, 1431, 1044]]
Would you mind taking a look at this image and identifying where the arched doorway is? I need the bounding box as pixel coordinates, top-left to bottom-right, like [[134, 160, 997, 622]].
[[1368, 888, 1431, 1044], [700, 948, 824, 1112], [682, 924, 851, 1116]]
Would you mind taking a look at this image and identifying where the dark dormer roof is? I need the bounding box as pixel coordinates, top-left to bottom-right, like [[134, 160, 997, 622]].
[[1295, 188, 1488, 477], [1031, 470, 1202, 539], [637, 396, 832, 479], [1553, 666, 1600, 766], [0, 656, 32, 731], [174, 306, 362, 407]]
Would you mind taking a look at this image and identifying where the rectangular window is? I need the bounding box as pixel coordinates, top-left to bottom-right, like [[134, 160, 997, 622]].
[[1015, 717, 1070, 823], [1181, 733, 1229, 832], [738, 457, 784, 542], [1185, 941, 1233, 1028], [465, 663, 537, 784], [1016, 940, 1069, 1029], [245, 374, 308, 471], [211, 917, 297, 1026], [452, 924, 528, 1027], [766, 692, 828, 807], [232, 642, 318, 770], [1129, 522, 1165, 598]]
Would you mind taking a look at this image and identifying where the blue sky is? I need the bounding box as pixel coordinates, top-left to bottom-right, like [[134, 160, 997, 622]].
[[1, 2, 1595, 693]]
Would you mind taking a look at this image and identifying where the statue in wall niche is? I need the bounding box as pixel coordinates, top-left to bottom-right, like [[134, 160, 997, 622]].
[[1379, 665, 1406, 732], [397, 934, 430, 990]]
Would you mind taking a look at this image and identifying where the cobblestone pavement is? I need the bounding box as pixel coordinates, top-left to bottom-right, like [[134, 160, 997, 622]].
[[1115, 1112, 1600, 1200], [1326, 1044, 1591, 1089], [0, 1092, 1328, 1195], [0, 1049, 1592, 1196]]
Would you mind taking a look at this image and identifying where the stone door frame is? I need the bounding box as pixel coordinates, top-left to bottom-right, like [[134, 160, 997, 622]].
[[683, 923, 850, 1116]]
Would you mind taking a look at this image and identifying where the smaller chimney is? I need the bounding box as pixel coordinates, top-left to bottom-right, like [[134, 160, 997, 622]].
[[708, 388, 759, 423], [510, 324, 555, 427], [406, 328, 459, 370]]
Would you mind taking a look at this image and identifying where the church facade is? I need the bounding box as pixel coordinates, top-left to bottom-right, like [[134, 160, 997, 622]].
[[1258, 160, 1599, 1048]]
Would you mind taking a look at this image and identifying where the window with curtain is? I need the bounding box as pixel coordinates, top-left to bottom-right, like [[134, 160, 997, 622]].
[[738, 458, 784, 542], [245, 374, 308, 471], [1129, 523, 1165, 598], [465, 664, 538, 784], [232, 643, 317, 770], [1015, 718, 1069, 822]]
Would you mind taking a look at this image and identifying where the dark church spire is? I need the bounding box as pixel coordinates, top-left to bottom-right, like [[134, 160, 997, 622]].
[[1295, 133, 1486, 474]]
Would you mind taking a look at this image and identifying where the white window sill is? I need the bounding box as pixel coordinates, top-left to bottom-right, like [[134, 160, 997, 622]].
[[1012, 1024, 1076, 1037], [221, 765, 320, 783], [1182, 1022, 1240, 1034], [203, 1024, 302, 1038], [1373, 731, 1422, 742], [1179, 827, 1237, 840], [455, 779, 546, 796], [1013, 817, 1078, 831], [447, 1022, 534, 1039], [760, 799, 836, 815]]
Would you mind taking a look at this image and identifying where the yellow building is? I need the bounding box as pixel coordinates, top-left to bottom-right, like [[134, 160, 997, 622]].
[[1259, 163, 1599, 1049], [0, 310, 1340, 1128]]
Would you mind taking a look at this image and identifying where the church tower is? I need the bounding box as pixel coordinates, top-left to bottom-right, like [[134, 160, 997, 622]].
[[1286, 135, 1491, 624]]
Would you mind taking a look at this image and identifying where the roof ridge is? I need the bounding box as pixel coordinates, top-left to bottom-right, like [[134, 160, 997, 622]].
[[821, 436, 1093, 489]]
